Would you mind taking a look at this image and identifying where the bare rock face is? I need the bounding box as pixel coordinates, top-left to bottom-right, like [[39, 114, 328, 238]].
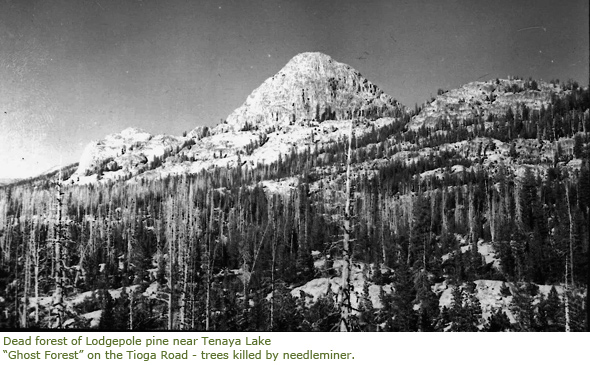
[[408, 78, 563, 130], [105, 160, 120, 172], [69, 127, 184, 183], [215, 52, 400, 133]]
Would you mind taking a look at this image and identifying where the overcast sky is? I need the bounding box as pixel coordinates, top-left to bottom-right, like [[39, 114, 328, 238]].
[[0, 0, 588, 178]]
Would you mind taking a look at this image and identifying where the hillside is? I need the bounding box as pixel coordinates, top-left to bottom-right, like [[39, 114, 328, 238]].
[[408, 78, 563, 130], [68, 52, 403, 185], [0, 53, 589, 331], [0, 178, 19, 186]]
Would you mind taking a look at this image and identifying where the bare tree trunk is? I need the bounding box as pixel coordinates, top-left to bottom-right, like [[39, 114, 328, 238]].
[[129, 291, 133, 330], [168, 221, 175, 330], [14, 247, 19, 328], [127, 201, 134, 284], [268, 197, 277, 331], [107, 202, 114, 272], [270, 240, 276, 331], [191, 279, 196, 330], [165, 197, 177, 331], [565, 183, 575, 285], [407, 197, 413, 267], [586, 205, 590, 331], [205, 250, 211, 331], [340, 120, 354, 332], [489, 190, 496, 242], [52, 180, 65, 329], [379, 191, 387, 267], [22, 238, 30, 328], [179, 244, 189, 330], [468, 185, 476, 246], [34, 231, 39, 325], [205, 191, 215, 331], [565, 257, 570, 332], [127, 210, 134, 331]]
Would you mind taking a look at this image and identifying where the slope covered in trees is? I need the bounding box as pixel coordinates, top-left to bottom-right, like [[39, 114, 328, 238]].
[[1, 60, 589, 331]]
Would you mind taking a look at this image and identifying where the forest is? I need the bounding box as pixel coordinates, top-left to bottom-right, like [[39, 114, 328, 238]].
[[0, 81, 589, 331]]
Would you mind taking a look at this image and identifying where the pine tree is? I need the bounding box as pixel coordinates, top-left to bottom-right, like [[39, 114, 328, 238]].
[[463, 286, 482, 330], [447, 286, 464, 331], [573, 134, 584, 159], [377, 285, 395, 331], [447, 284, 482, 331], [98, 290, 115, 330], [517, 167, 537, 233], [113, 286, 131, 330], [301, 290, 339, 331], [357, 274, 377, 331], [510, 283, 537, 331], [413, 270, 439, 331], [538, 286, 564, 331], [485, 308, 512, 331], [272, 281, 301, 331], [390, 262, 417, 331], [409, 194, 431, 271]]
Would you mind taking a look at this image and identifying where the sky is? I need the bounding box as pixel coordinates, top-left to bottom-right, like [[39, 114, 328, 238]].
[[0, 0, 588, 179]]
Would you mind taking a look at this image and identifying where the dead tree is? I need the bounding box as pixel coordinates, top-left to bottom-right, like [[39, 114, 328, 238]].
[[50, 177, 66, 329], [340, 119, 354, 332]]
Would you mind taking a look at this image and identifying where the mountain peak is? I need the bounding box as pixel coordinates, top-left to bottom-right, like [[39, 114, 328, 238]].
[[284, 52, 338, 68], [215, 52, 399, 133], [289, 51, 333, 60], [119, 127, 150, 138]]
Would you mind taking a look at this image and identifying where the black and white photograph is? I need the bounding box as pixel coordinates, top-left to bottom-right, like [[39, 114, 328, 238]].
[[0, 0, 588, 333]]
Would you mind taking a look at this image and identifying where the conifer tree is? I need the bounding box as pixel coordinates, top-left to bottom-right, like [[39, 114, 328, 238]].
[[445, 283, 482, 332], [510, 283, 538, 331], [98, 290, 115, 330], [414, 270, 439, 331], [378, 285, 395, 331], [485, 308, 511, 331], [390, 262, 417, 331], [357, 271, 377, 331], [538, 286, 564, 332]]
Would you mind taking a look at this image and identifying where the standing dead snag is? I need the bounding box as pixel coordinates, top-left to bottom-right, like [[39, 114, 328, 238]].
[[564, 183, 575, 285], [564, 257, 570, 332], [50, 176, 66, 329], [340, 118, 354, 332], [165, 197, 176, 330], [204, 189, 215, 331]]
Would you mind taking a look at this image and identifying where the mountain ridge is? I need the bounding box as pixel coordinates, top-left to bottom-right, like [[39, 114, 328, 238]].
[[65, 54, 585, 188], [408, 77, 566, 131], [68, 52, 403, 185]]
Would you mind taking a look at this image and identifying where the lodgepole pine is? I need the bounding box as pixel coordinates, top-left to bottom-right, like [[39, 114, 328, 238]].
[[340, 119, 354, 332]]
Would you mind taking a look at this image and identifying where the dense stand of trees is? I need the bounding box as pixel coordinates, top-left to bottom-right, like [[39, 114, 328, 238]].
[[0, 83, 589, 331]]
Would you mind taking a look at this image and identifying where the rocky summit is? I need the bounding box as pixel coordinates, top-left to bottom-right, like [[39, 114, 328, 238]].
[[216, 52, 400, 133]]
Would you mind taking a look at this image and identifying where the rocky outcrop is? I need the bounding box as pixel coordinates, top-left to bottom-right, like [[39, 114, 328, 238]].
[[408, 78, 564, 130], [68, 127, 185, 184], [215, 52, 401, 133]]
